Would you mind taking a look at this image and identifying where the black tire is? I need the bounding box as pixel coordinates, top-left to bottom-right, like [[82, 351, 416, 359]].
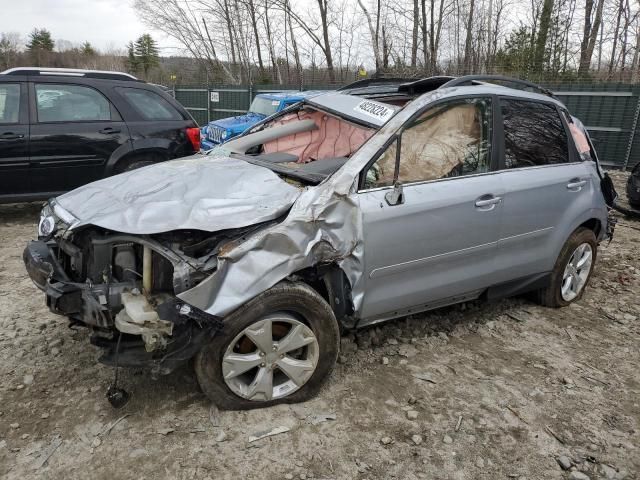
[[534, 227, 597, 308], [195, 282, 340, 410]]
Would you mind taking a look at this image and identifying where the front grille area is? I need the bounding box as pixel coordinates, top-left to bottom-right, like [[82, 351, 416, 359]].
[[208, 126, 225, 144]]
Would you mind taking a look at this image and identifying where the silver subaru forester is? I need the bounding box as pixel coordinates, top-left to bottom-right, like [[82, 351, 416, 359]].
[[24, 75, 612, 409]]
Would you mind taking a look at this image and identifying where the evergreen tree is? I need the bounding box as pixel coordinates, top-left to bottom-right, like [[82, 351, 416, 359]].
[[81, 41, 95, 56], [27, 28, 54, 52], [126, 41, 138, 74], [133, 34, 159, 76]]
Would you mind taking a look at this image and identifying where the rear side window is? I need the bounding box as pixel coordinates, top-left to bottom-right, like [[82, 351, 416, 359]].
[[36, 84, 111, 122], [118, 88, 183, 121], [501, 99, 569, 168], [0, 84, 20, 123]]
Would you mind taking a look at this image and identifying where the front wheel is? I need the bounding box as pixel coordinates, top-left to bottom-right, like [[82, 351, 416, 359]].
[[535, 227, 597, 307], [195, 282, 340, 410]]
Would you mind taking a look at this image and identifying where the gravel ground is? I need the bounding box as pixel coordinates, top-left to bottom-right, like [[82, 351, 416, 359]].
[[0, 171, 638, 480]]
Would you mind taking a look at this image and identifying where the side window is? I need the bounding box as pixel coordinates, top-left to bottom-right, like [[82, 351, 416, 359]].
[[501, 99, 569, 168], [117, 88, 183, 121], [364, 98, 492, 189], [36, 84, 111, 122], [0, 84, 21, 123]]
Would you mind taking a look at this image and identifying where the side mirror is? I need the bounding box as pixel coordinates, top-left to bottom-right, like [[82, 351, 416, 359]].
[[384, 182, 404, 206]]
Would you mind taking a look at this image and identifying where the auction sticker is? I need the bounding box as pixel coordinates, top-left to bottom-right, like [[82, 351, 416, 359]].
[[354, 100, 394, 122]]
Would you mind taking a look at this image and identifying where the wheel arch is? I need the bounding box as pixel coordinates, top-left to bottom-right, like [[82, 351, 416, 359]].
[[290, 264, 355, 327]]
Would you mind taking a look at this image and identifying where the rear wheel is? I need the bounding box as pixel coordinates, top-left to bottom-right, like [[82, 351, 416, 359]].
[[535, 227, 597, 307], [195, 282, 340, 410]]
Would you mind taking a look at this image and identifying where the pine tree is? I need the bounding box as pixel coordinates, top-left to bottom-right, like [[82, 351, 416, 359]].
[[27, 28, 54, 52], [133, 34, 159, 76], [81, 41, 95, 56], [126, 41, 138, 74]]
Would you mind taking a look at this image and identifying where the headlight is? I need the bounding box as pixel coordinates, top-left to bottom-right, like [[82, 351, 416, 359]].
[[221, 130, 229, 140], [38, 215, 56, 237]]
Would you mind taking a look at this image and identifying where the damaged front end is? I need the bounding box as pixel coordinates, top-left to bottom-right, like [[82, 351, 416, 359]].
[[22, 203, 242, 376]]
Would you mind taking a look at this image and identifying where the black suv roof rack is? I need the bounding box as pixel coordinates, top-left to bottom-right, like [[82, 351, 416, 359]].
[[1, 67, 139, 82], [440, 75, 556, 98]]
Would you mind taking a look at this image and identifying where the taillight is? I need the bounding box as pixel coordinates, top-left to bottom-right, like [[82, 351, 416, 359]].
[[186, 127, 200, 152]]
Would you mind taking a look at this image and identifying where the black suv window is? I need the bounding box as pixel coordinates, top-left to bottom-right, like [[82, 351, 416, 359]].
[[501, 99, 569, 168], [118, 87, 183, 121], [35, 84, 111, 122], [0, 84, 21, 123]]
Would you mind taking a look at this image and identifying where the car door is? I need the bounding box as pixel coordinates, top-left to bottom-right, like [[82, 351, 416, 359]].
[[493, 97, 592, 282], [0, 80, 30, 198], [358, 96, 504, 321], [28, 82, 130, 195]]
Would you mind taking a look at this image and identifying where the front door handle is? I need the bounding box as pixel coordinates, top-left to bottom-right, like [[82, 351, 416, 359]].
[[567, 179, 587, 190], [99, 127, 121, 134], [0, 132, 25, 140], [475, 195, 502, 210]]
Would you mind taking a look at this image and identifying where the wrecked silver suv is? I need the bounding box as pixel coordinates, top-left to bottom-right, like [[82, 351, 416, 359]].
[[24, 76, 612, 409]]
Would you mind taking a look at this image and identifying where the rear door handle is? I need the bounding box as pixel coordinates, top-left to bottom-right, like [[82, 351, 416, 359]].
[[475, 195, 502, 209], [0, 132, 25, 140], [567, 179, 587, 190], [99, 127, 121, 134]]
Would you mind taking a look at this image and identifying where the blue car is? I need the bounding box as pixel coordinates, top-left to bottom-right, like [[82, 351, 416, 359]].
[[200, 91, 323, 150]]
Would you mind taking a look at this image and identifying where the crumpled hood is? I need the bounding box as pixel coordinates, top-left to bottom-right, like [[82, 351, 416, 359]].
[[56, 155, 302, 234]]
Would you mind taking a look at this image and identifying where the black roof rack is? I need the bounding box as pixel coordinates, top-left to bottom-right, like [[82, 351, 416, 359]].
[[337, 77, 417, 92], [1, 67, 139, 82], [440, 75, 556, 98], [398, 76, 456, 95]]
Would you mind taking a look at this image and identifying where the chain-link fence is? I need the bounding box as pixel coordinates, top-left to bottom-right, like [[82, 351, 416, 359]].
[[174, 80, 640, 170]]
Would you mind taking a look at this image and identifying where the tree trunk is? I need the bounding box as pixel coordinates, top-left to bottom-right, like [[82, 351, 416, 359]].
[[463, 0, 476, 72], [421, 0, 428, 68], [609, 0, 623, 75], [263, 1, 281, 84], [578, 0, 603, 74], [411, 0, 419, 67], [317, 0, 335, 82], [357, 0, 382, 70], [248, 0, 265, 74], [533, 0, 554, 70]]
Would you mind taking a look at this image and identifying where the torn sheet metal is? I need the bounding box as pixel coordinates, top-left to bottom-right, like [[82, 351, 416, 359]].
[[177, 89, 453, 317], [56, 156, 302, 234]]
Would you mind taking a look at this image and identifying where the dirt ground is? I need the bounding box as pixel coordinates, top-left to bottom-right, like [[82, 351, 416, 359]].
[[0, 171, 638, 480]]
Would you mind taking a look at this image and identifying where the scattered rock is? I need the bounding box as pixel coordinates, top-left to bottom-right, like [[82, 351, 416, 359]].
[[569, 472, 590, 480], [406, 410, 418, 420], [40, 413, 49, 419], [411, 434, 423, 445], [10, 423, 19, 429], [157, 427, 175, 436], [248, 426, 290, 443], [382, 356, 389, 365], [443, 434, 453, 444], [380, 436, 393, 445], [284, 474, 294, 480], [600, 465, 617, 480], [557, 455, 572, 470], [306, 413, 336, 425], [215, 430, 227, 442], [91, 437, 101, 448], [475, 458, 485, 468], [23, 374, 34, 385]]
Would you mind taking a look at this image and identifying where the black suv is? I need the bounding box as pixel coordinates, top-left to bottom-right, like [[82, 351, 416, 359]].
[[0, 67, 200, 203]]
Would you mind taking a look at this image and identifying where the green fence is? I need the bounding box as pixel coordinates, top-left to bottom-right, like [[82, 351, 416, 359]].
[[175, 82, 640, 170]]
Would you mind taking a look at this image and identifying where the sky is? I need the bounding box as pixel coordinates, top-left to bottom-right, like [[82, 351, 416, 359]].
[[2, 0, 179, 54]]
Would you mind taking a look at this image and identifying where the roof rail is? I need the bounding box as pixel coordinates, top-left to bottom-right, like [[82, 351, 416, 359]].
[[398, 76, 456, 95], [440, 75, 556, 98], [337, 77, 417, 92], [1, 67, 139, 81]]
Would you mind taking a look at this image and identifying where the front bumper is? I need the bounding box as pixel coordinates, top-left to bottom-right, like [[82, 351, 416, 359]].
[[23, 240, 223, 374]]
